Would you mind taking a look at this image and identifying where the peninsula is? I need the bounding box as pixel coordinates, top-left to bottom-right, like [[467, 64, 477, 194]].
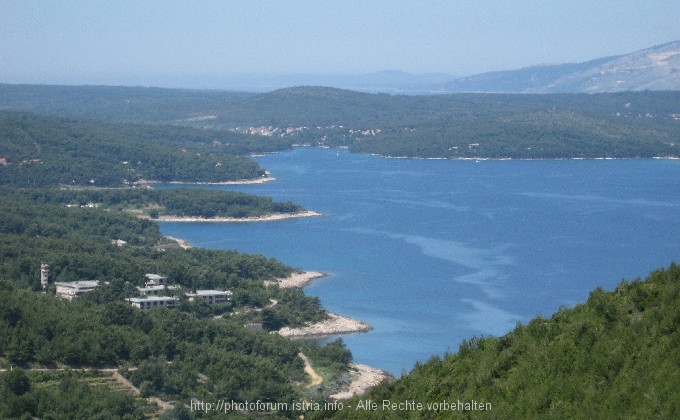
[[0, 111, 381, 418]]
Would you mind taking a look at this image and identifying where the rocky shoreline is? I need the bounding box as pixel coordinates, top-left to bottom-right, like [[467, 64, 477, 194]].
[[136, 176, 277, 186], [331, 363, 392, 400], [278, 312, 373, 338], [162, 235, 192, 249], [160, 223, 384, 394], [273, 272, 373, 337], [275, 271, 328, 288]]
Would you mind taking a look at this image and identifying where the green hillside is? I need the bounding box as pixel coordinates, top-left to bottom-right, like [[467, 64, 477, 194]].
[[0, 111, 291, 187], [0, 110, 351, 417], [0, 84, 254, 123], [315, 264, 680, 419], [2, 85, 679, 159], [0, 189, 348, 418]]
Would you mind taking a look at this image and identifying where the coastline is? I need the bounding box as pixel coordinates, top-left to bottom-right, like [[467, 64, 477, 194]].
[[278, 312, 373, 337], [162, 235, 192, 249], [273, 272, 373, 336], [135, 176, 277, 186], [151, 210, 321, 223], [154, 207, 382, 393], [364, 151, 680, 161]]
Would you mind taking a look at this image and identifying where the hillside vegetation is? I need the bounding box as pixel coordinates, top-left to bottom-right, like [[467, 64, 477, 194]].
[[314, 264, 680, 419], [2, 84, 679, 159], [19, 187, 304, 220], [0, 111, 291, 187], [0, 110, 354, 417], [2, 83, 680, 417], [0, 189, 352, 418]]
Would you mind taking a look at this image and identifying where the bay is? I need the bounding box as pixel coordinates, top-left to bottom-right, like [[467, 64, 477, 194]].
[[159, 147, 680, 375]]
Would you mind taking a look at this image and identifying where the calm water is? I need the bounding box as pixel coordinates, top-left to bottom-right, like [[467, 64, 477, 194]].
[[160, 147, 680, 375]]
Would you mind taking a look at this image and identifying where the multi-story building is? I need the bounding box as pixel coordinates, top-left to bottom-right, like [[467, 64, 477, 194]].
[[55, 280, 100, 300], [137, 284, 179, 296], [186, 290, 233, 304], [144, 273, 169, 286], [125, 296, 179, 309]]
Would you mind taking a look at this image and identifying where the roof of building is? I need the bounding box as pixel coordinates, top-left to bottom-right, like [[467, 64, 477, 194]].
[[138, 284, 179, 290], [54, 280, 100, 289], [186, 289, 232, 296], [126, 296, 179, 303], [137, 285, 167, 291]]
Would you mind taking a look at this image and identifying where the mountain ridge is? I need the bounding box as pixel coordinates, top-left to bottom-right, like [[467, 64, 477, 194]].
[[444, 40, 680, 93], [200, 40, 680, 94]]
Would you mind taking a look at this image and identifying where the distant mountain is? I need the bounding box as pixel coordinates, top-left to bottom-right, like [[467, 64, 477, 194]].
[[213, 42, 680, 94], [443, 40, 680, 93], [212, 70, 456, 94]]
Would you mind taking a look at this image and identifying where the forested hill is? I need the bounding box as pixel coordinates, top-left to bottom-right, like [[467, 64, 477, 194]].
[[0, 188, 351, 418], [225, 87, 680, 158], [315, 264, 680, 419], [0, 111, 292, 187], [2, 84, 679, 159], [0, 84, 255, 123]]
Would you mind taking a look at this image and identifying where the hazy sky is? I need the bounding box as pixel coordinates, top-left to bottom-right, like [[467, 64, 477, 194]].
[[2, 0, 679, 88]]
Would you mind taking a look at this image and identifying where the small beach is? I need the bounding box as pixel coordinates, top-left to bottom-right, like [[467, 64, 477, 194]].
[[330, 364, 391, 400]]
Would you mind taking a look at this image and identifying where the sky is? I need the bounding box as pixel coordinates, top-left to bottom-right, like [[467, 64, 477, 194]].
[[1, 0, 680, 89]]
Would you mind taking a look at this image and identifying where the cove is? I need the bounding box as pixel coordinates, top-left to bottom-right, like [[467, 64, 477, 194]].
[[159, 147, 680, 375]]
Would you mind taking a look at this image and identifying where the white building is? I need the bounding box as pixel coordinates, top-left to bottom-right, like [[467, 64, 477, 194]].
[[125, 296, 179, 309], [55, 280, 100, 300], [137, 284, 179, 296], [144, 273, 168, 286], [186, 290, 233, 304], [40, 263, 49, 291]]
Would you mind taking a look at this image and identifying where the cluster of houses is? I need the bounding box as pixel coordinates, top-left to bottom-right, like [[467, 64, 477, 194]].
[[42, 264, 232, 309]]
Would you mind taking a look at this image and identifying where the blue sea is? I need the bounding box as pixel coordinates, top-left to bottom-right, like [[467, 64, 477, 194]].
[[160, 147, 680, 375]]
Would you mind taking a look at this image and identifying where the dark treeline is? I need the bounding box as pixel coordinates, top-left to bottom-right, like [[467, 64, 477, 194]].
[[314, 264, 680, 419], [3, 84, 680, 126], [349, 109, 680, 158], [216, 87, 680, 128], [0, 83, 255, 123]]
